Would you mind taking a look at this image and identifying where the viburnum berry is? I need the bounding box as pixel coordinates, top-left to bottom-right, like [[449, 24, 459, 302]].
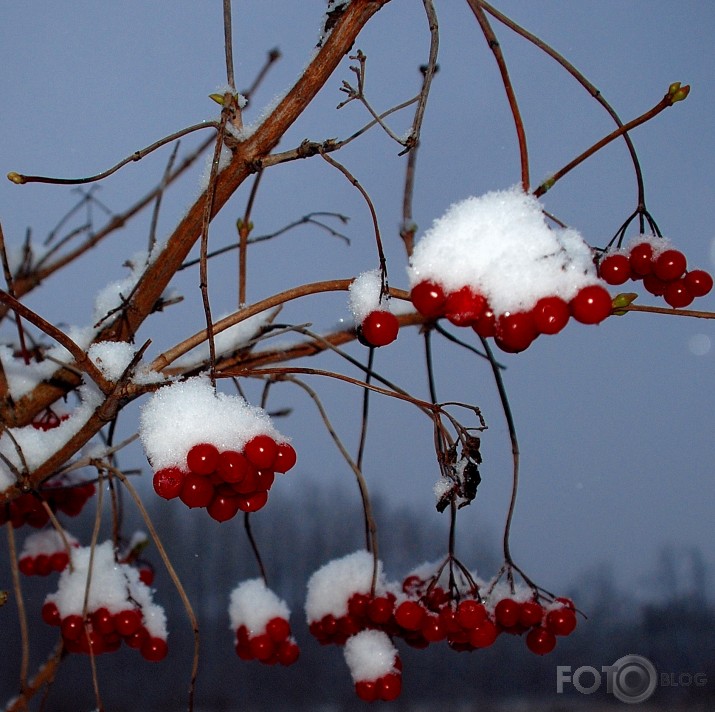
[[360, 310, 399, 347], [114, 609, 143, 637], [444, 286, 486, 327], [456, 599, 487, 630], [684, 269, 713, 297], [140, 636, 168, 662], [654, 249, 687, 282], [266, 617, 291, 642], [42, 601, 61, 626], [249, 634, 275, 661], [367, 595, 395, 625], [186, 443, 220, 476], [643, 273, 668, 296], [411, 280, 447, 318], [519, 600, 545, 628], [468, 618, 498, 648], [629, 242, 655, 276], [494, 598, 521, 628], [61, 614, 85, 641], [569, 285, 612, 324], [254, 469, 275, 492], [495, 311, 537, 352], [598, 253, 632, 285], [216, 450, 250, 483], [526, 625, 557, 655], [273, 442, 297, 473], [532, 296, 570, 335], [34, 554, 52, 577], [179, 474, 214, 509], [394, 600, 426, 631], [152, 468, 185, 500], [546, 606, 578, 636], [420, 614, 447, 643], [378, 673, 402, 702], [91, 608, 115, 636], [277, 640, 300, 666], [207, 491, 241, 522], [236, 490, 268, 513], [355, 680, 379, 702], [471, 306, 497, 338], [244, 435, 278, 469], [664, 279, 694, 308]]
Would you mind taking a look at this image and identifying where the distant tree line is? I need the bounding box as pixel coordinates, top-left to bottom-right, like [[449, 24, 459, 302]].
[[1, 483, 712, 711]]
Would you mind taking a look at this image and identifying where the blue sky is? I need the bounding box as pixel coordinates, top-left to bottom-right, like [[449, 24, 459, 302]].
[[1, 1, 714, 598]]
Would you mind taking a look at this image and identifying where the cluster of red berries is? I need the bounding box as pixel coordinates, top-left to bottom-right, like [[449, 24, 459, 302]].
[[152, 436, 297, 522], [354, 663, 403, 703], [19, 540, 77, 576], [0, 478, 96, 529], [31, 410, 70, 431], [346, 631, 403, 703], [41, 601, 168, 661], [234, 616, 300, 667], [410, 280, 612, 353], [358, 309, 400, 348], [598, 240, 713, 308]]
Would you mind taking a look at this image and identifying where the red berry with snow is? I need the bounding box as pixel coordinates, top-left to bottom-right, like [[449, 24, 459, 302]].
[[495, 311, 538, 352], [244, 435, 278, 469], [654, 249, 687, 282], [153, 467, 185, 500], [532, 296, 570, 335], [360, 310, 399, 347], [494, 598, 521, 628], [186, 443, 220, 475], [599, 253, 631, 285], [629, 242, 655, 276], [410, 280, 447, 318], [444, 286, 486, 327]]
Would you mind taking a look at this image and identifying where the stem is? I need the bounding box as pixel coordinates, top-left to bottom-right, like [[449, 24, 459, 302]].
[[244, 514, 268, 584]]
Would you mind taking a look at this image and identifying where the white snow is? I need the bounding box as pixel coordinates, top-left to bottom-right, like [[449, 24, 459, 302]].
[[20, 529, 78, 557], [305, 550, 391, 623], [348, 269, 390, 324], [407, 186, 601, 314], [172, 308, 279, 369], [45, 540, 167, 638], [228, 578, 290, 635], [343, 629, 399, 682], [87, 341, 136, 381], [138, 375, 285, 471]]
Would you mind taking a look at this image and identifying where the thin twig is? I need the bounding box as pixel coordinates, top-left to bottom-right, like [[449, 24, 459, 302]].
[[6, 523, 30, 694]]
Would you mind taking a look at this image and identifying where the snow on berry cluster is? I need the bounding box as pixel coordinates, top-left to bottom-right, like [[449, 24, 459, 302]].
[[407, 186, 613, 352], [305, 551, 578, 701], [0, 472, 95, 529], [349, 269, 400, 348], [41, 541, 168, 661], [229, 578, 300, 666], [18, 528, 79, 576], [139, 376, 297, 521], [598, 234, 713, 307]]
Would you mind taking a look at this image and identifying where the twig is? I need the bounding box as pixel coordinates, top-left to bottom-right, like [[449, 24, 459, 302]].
[[6, 523, 30, 694]]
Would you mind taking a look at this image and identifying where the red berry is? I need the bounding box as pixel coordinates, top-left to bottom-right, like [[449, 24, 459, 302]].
[[273, 442, 297, 473], [114, 609, 143, 637], [456, 599, 487, 630], [546, 606, 577, 636], [207, 491, 241, 522], [153, 468, 185, 500], [367, 595, 394, 625], [526, 626, 557, 655], [217, 450, 251, 483], [444, 287, 486, 327], [50, 551, 70, 572], [684, 269, 713, 297], [348, 592, 370, 619], [532, 296, 570, 335], [468, 619, 498, 648], [629, 242, 654, 276], [125, 627, 149, 649], [266, 617, 291, 643], [139, 566, 154, 586], [42, 601, 61, 626], [355, 680, 378, 702], [61, 614, 85, 641], [361, 310, 399, 347], [664, 279, 694, 308], [494, 598, 521, 628], [599, 253, 631, 285], [141, 636, 168, 662], [394, 600, 426, 631], [378, 673, 402, 701], [420, 614, 447, 643], [643, 273, 668, 296], [18, 557, 35, 576], [411, 280, 447, 318], [438, 606, 463, 635], [231, 464, 258, 494], [471, 305, 496, 338], [570, 285, 612, 324], [254, 469, 275, 492], [186, 443, 219, 476], [495, 311, 537, 353], [34, 554, 52, 577], [244, 435, 278, 469], [519, 600, 545, 628], [91, 607, 115, 636], [179, 474, 214, 508], [654, 249, 687, 282], [277, 640, 300, 666], [236, 490, 268, 513], [249, 634, 275, 661]]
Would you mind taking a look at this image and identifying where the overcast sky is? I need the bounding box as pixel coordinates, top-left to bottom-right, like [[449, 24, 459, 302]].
[[1, 1, 714, 599]]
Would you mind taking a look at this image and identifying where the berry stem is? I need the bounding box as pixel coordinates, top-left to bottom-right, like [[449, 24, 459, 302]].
[[244, 513, 268, 585]]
